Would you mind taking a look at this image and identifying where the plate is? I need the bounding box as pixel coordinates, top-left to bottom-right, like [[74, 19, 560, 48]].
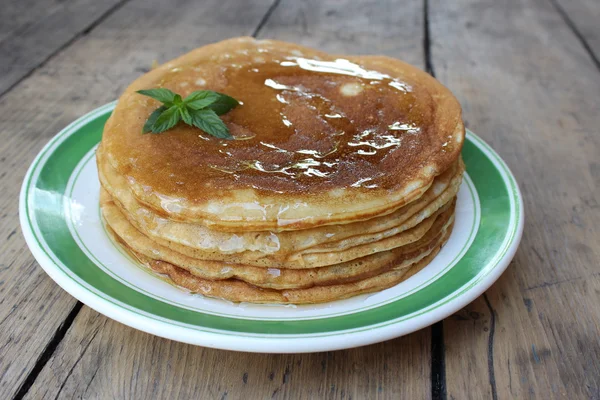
[[20, 102, 523, 353]]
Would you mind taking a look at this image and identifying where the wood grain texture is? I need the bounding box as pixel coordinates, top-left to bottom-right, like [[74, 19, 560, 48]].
[[553, 0, 600, 68], [0, 1, 132, 393], [0, 0, 273, 398], [257, 0, 425, 67], [25, 307, 430, 399], [0, 0, 125, 96], [16, 0, 433, 399], [2, 0, 599, 398], [429, 0, 600, 398]]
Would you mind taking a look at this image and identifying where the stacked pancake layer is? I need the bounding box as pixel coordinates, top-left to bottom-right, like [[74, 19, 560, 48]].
[[98, 38, 465, 304], [99, 150, 464, 304]]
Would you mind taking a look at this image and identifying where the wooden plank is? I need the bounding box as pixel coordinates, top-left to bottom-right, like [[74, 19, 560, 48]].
[[19, 0, 432, 398], [0, 0, 102, 42], [441, 296, 494, 399], [0, 0, 124, 96], [553, 0, 600, 66], [25, 307, 431, 399], [0, 0, 62, 41], [0, 0, 273, 398], [257, 0, 425, 67], [0, 255, 80, 396], [429, 0, 600, 398]]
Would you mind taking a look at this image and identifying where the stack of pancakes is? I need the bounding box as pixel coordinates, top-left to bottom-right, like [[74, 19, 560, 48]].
[[98, 37, 465, 304]]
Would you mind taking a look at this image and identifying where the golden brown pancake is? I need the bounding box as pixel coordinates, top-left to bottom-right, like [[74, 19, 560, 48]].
[[98, 37, 466, 304], [98, 143, 462, 256], [102, 190, 455, 289], [122, 229, 451, 304], [99, 143, 463, 268], [100, 37, 464, 231]]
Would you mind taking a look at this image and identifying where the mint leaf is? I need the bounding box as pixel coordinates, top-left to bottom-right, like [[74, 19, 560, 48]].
[[190, 109, 232, 139], [138, 87, 239, 138], [184, 90, 220, 110], [207, 93, 239, 115], [151, 106, 181, 133], [137, 88, 177, 106], [179, 106, 193, 125], [142, 106, 167, 134]]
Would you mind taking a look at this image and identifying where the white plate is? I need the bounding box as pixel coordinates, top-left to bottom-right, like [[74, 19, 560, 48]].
[[20, 102, 523, 352]]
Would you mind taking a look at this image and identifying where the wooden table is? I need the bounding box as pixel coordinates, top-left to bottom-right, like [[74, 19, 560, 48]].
[[1, 0, 599, 398]]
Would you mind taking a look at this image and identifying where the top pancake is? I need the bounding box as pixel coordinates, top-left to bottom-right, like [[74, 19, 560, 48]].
[[101, 37, 464, 231]]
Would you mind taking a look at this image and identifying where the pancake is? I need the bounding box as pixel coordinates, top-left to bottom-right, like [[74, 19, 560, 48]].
[[124, 228, 451, 304], [101, 189, 455, 289], [100, 37, 464, 231], [98, 143, 462, 256], [98, 37, 466, 304], [103, 184, 456, 269], [98, 145, 460, 253]]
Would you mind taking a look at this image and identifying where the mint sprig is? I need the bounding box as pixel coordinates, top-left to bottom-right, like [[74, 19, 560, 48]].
[[137, 88, 239, 139]]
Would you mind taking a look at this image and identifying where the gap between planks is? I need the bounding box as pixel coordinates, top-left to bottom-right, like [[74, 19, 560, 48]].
[[12, 303, 83, 400], [423, 1, 446, 398], [547, 0, 600, 73]]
